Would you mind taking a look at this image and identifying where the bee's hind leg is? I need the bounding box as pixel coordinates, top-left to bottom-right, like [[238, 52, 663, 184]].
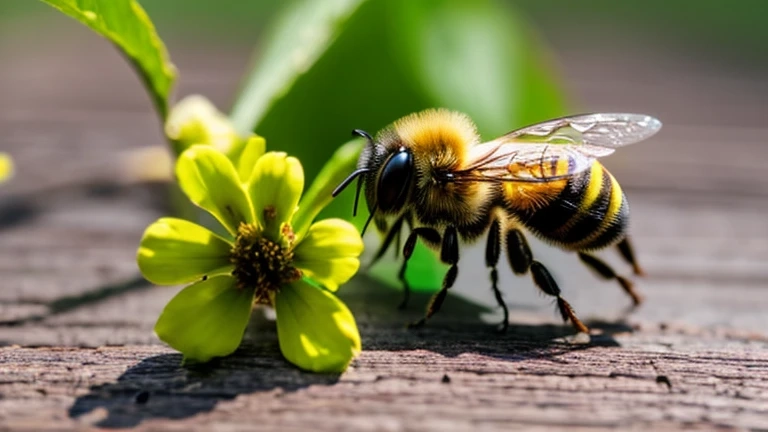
[[507, 228, 589, 334], [578, 251, 643, 306], [616, 236, 645, 277], [486, 219, 509, 333], [409, 226, 458, 329]]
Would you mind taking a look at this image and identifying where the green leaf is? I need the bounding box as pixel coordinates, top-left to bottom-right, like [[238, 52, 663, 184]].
[[391, 0, 566, 136], [293, 219, 363, 292], [176, 146, 254, 237], [154, 276, 253, 363], [292, 139, 363, 239], [230, 0, 367, 134], [274, 279, 361, 373], [0, 152, 13, 184], [246, 0, 566, 292], [137, 217, 234, 286], [40, 0, 176, 119]]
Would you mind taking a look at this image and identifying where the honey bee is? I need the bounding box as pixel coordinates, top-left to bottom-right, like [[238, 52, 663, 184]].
[[332, 109, 661, 332]]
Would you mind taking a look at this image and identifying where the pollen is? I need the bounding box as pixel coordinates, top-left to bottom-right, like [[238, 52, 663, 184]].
[[230, 222, 301, 303]]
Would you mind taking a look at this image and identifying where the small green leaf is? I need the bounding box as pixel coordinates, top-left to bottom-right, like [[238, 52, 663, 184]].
[[247, 152, 303, 240], [230, 0, 367, 134], [293, 219, 363, 292], [40, 0, 176, 119], [176, 146, 254, 236], [0, 152, 14, 184], [275, 279, 361, 373], [137, 217, 234, 285], [292, 139, 363, 239], [154, 275, 253, 362]]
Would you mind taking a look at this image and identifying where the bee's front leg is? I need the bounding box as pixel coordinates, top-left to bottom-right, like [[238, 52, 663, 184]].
[[398, 226, 441, 310], [409, 225, 459, 328], [368, 215, 405, 269]]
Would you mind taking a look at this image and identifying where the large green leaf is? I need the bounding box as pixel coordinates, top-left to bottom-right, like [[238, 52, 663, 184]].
[[40, 0, 176, 118], [237, 0, 567, 292], [229, 0, 367, 134]]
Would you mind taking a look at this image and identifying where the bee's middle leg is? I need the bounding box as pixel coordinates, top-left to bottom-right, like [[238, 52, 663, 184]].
[[506, 228, 589, 334], [486, 219, 509, 332], [409, 225, 459, 328]]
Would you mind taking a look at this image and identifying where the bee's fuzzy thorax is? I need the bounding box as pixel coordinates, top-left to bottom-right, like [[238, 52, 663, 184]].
[[391, 109, 479, 172], [371, 109, 495, 236]]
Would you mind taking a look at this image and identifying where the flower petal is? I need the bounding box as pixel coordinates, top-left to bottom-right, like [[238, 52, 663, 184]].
[[154, 275, 253, 362], [165, 95, 239, 155], [293, 219, 363, 292], [247, 152, 304, 239], [0, 152, 14, 184], [275, 279, 361, 372], [234, 135, 266, 182], [176, 145, 254, 236], [137, 217, 234, 285]]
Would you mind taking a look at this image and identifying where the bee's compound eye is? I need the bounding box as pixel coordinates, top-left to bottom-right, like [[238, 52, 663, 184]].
[[377, 149, 413, 212]]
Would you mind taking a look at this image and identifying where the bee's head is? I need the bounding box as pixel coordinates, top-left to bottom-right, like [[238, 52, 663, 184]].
[[332, 129, 414, 235]]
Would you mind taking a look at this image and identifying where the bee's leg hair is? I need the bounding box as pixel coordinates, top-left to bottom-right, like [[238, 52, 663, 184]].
[[486, 219, 508, 333], [616, 236, 644, 276], [578, 252, 642, 306], [506, 228, 589, 334], [409, 225, 458, 328]]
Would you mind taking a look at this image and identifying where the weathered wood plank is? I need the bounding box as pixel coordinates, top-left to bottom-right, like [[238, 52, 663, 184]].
[[2, 330, 768, 431]]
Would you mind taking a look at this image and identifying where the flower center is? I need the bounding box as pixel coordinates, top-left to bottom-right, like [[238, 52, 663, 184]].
[[230, 222, 300, 303]]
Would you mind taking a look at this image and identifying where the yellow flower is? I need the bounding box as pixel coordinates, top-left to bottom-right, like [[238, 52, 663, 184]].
[[0, 152, 14, 184], [137, 146, 363, 372]]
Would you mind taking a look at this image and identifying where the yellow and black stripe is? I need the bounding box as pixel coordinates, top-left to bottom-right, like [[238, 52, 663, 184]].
[[509, 162, 628, 251]]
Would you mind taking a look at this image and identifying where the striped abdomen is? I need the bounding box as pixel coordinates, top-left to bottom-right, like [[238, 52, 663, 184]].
[[512, 162, 629, 251]]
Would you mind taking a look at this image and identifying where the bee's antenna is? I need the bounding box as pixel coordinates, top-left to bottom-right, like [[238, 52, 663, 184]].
[[352, 129, 374, 144], [331, 129, 377, 217], [332, 168, 369, 197]]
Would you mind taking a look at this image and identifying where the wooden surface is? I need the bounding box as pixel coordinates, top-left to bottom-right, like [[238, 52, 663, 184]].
[[2, 16, 768, 432]]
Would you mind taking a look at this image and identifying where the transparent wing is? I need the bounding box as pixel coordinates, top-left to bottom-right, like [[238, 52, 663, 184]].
[[502, 112, 662, 152], [455, 113, 661, 183]]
